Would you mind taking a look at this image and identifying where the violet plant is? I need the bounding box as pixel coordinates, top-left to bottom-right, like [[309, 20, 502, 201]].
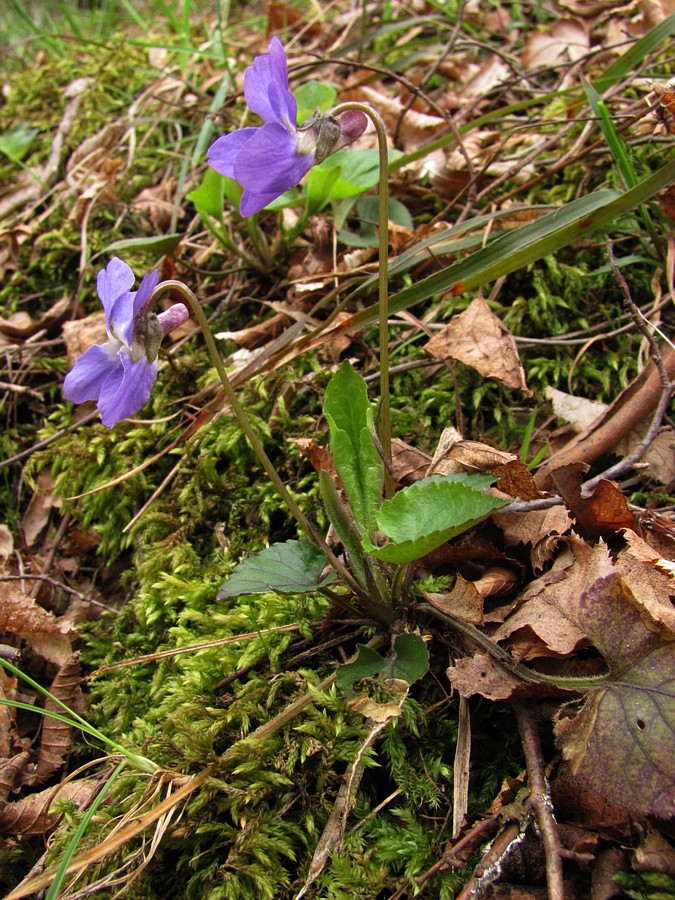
[[63, 36, 505, 669]]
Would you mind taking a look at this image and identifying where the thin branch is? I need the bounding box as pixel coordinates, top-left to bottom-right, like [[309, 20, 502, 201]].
[[512, 701, 564, 900]]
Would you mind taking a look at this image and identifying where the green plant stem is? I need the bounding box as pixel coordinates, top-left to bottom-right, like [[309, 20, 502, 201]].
[[152, 281, 373, 605], [330, 102, 392, 498], [418, 604, 610, 690]]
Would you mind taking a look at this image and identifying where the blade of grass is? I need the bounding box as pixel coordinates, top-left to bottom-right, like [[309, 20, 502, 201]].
[[45, 760, 128, 900], [582, 78, 658, 246], [0, 659, 157, 773], [351, 156, 675, 324]]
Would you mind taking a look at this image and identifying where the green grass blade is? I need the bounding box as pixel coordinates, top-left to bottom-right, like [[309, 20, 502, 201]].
[[348, 156, 674, 325], [45, 760, 128, 900], [582, 78, 637, 189]]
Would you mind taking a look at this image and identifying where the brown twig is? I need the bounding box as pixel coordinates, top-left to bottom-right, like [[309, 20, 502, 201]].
[[512, 701, 564, 899], [455, 820, 524, 899]]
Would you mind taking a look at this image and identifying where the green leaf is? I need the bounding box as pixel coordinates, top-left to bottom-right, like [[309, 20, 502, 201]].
[[318, 471, 368, 586], [336, 645, 386, 696], [391, 633, 430, 684], [305, 149, 401, 210], [555, 574, 675, 818], [364, 475, 507, 564], [100, 233, 183, 257], [337, 633, 430, 697], [295, 81, 338, 123], [0, 123, 38, 162], [187, 166, 224, 220], [324, 361, 383, 533], [217, 538, 335, 599], [306, 164, 343, 216], [582, 78, 637, 189], [339, 196, 413, 248]]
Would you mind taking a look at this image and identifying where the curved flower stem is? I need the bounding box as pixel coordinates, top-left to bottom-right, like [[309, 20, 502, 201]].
[[152, 281, 382, 608], [330, 102, 392, 498]]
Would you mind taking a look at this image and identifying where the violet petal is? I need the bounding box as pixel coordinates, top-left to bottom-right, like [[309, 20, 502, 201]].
[[207, 127, 259, 179], [63, 343, 120, 404], [110, 269, 160, 348], [96, 258, 135, 324], [97, 351, 158, 427], [244, 36, 296, 127], [239, 189, 285, 217], [233, 122, 313, 194]]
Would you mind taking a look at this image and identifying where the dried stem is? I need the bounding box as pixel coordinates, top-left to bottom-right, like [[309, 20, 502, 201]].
[[512, 701, 565, 899]]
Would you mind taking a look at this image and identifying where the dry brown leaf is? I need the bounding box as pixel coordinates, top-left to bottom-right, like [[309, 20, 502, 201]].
[[424, 576, 485, 625], [473, 567, 519, 598], [446, 652, 539, 701], [616, 542, 675, 639], [425, 297, 530, 393], [522, 18, 589, 68], [62, 312, 107, 367], [551, 465, 636, 537], [22, 470, 61, 548], [0, 297, 70, 341], [550, 761, 630, 828], [546, 386, 675, 485], [0, 582, 74, 664], [391, 438, 431, 484], [493, 505, 573, 549], [493, 459, 541, 501], [459, 56, 511, 98], [621, 527, 675, 572], [26, 653, 82, 786], [131, 176, 184, 231], [0, 774, 102, 835], [633, 825, 675, 876], [348, 695, 403, 723], [0, 523, 13, 562], [0, 582, 63, 635], [493, 539, 615, 657], [294, 438, 334, 477], [0, 753, 32, 803], [359, 85, 447, 149], [427, 426, 518, 477]]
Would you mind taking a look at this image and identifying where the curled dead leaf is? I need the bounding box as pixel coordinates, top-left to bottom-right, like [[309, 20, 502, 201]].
[[425, 297, 531, 394], [26, 653, 82, 786], [0, 774, 102, 835]]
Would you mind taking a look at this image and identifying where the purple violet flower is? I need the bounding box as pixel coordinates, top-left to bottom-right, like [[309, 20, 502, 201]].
[[63, 258, 189, 427], [207, 36, 367, 216]]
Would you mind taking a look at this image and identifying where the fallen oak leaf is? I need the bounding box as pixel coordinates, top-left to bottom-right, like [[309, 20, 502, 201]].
[[492, 538, 615, 658], [555, 573, 675, 819], [0, 774, 102, 835], [425, 296, 531, 394]]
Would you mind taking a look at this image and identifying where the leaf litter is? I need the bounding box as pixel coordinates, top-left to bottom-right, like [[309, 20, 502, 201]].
[[0, 1, 674, 897]]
